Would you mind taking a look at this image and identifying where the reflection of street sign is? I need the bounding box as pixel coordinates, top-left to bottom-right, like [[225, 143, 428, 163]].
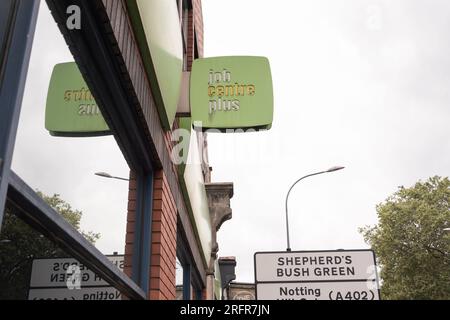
[[28, 255, 124, 300], [28, 287, 121, 301], [254, 250, 380, 300]]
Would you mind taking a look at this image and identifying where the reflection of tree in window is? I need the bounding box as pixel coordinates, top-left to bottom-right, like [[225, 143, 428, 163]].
[[0, 192, 99, 300]]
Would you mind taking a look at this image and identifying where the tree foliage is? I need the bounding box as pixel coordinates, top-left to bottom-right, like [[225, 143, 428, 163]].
[[360, 176, 450, 300], [0, 192, 100, 299], [35, 191, 100, 244]]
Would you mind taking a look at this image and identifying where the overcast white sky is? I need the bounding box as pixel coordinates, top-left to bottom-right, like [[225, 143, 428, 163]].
[[12, 0, 450, 283], [204, 0, 450, 282]]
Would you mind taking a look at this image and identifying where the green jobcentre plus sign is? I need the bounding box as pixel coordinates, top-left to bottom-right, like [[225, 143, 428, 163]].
[[190, 56, 274, 131], [45, 62, 111, 137]]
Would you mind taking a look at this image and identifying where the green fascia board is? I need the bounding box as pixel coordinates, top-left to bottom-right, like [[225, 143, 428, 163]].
[[190, 56, 274, 131], [214, 259, 223, 299], [179, 116, 193, 132], [177, 173, 209, 269], [214, 278, 222, 300], [176, 121, 212, 267], [45, 62, 111, 137], [49, 130, 111, 138], [176, 116, 192, 177], [126, 0, 183, 131]]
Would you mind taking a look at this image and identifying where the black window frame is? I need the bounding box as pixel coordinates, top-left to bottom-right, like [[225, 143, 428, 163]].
[[177, 222, 203, 300]]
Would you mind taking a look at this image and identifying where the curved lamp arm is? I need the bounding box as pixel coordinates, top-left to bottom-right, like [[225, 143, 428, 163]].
[[285, 166, 345, 251]]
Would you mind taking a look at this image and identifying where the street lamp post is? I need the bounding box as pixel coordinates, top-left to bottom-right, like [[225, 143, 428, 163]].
[[285, 166, 345, 252], [95, 172, 129, 182]]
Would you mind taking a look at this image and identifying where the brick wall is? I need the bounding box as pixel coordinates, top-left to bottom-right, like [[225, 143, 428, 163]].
[[123, 169, 177, 300], [187, 10, 195, 71], [192, 0, 204, 57], [123, 0, 204, 300], [149, 170, 177, 300]]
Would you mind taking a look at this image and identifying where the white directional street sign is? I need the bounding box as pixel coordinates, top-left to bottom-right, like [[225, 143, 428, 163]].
[[28, 255, 124, 300], [28, 287, 122, 301], [257, 281, 378, 300], [254, 250, 380, 300]]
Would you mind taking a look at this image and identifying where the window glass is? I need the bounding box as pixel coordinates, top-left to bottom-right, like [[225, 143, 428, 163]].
[[0, 202, 128, 300], [2, 1, 136, 298], [11, 2, 130, 263], [175, 257, 184, 299]]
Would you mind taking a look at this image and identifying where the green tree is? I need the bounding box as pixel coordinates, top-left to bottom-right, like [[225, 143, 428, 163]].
[[360, 176, 450, 300], [0, 192, 100, 299], [35, 191, 100, 243]]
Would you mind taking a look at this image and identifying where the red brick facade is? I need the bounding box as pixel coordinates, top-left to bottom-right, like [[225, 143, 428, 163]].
[[192, 0, 204, 57], [123, 0, 205, 300], [187, 10, 195, 71], [149, 170, 177, 300], [124, 169, 178, 300]]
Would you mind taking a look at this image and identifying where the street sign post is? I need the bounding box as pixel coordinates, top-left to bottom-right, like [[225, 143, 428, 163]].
[[254, 249, 380, 300]]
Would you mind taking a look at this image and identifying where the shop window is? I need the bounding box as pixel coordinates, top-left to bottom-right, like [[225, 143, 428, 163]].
[[0, 1, 152, 300], [12, 2, 130, 260], [175, 257, 184, 300], [0, 202, 127, 300]]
